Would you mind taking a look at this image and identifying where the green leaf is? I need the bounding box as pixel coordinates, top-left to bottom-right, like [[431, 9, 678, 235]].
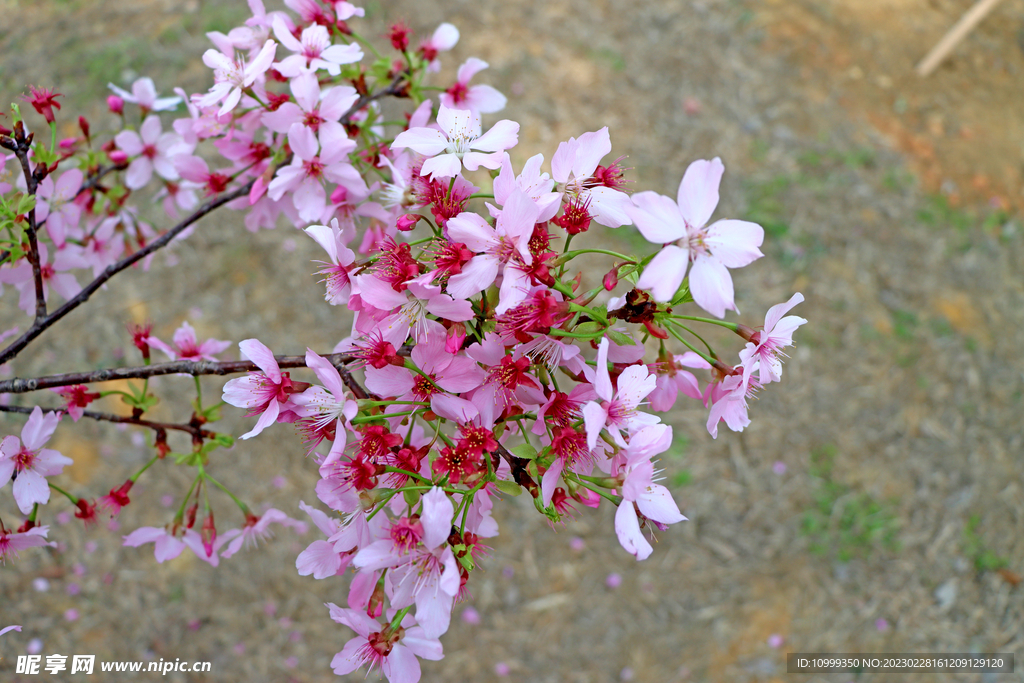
[[455, 550, 475, 572], [210, 433, 234, 449], [509, 443, 537, 460], [16, 194, 36, 215], [494, 480, 522, 497], [606, 329, 634, 347], [403, 489, 421, 508], [572, 321, 604, 336]]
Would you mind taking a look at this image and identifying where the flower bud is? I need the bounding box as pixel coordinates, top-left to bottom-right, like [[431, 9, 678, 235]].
[[445, 322, 466, 353], [603, 268, 618, 291], [58, 137, 77, 150], [388, 23, 410, 51], [200, 512, 216, 558], [396, 213, 420, 231], [108, 150, 128, 165], [78, 116, 90, 142], [107, 95, 124, 115]]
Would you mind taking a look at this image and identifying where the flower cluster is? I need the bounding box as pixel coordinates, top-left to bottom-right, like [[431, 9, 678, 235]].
[[0, 2, 807, 681]]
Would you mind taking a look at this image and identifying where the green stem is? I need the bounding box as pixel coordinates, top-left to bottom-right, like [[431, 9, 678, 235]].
[[348, 31, 383, 60], [383, 465, 432, 485], [352, 410, 418, 424], [665, 324, 716, 366], [670, 314, 739, 331], [204, 472, 250, 515], [130, 454, 160, 483], [562, 248, 632, 261]]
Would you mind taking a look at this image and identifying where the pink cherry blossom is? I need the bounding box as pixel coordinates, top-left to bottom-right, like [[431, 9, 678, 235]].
[[0, 408, 72, 514], [612, 424, 686, 560], [114, 115, 183, 190], [0, 242, 87, 314], [271, 16, 363, 78], [326, 604, 443, 682], [79, 217, 126, 277], [220, 508, 306, 558], [353, 487, 460, 639], [391, 104, 519, 180], [267, 122, 364, 223], [147, 321, 230, 362], [648, 352, 710, 412], [629, 157, 764, 315], [0, 525, 55, 563], [551, 127, 633, 228], [581, 338, 660, 451], [444, 187, 540, 312], [745, 292, 807, 384], [35, 168, 83, 246], [295, 500, 351, 579], [419, 22, 459, 72], [439, 58, 506, 115], [221, 339, 305, 439], [107, 77, 182, 112], [706, 346, 760, 438], [305, 219, 356, 304], [196, 39, 277, 116], [289, 349, 359, 462], [262, 73, 358, 137]]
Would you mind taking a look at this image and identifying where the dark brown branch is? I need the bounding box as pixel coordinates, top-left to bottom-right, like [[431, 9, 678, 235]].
[[0, 346, 408, 395], [0, 72, 411, 367], [2, 124, 47, 322], [0, 403, 217, 440], [0, 353, 352, 393]]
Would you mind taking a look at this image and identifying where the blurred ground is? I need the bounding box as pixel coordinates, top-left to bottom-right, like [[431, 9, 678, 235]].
[[1, 0, 1023, 682]]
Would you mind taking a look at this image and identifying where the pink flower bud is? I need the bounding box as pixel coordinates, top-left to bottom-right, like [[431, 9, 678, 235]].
[[396, 213, 421, 231], [445, 322, 466, 353], [107, 95, 124, 115], [58, 137, 77, 150], [603, 269, 618, 291], [108, 150, 128, 165]]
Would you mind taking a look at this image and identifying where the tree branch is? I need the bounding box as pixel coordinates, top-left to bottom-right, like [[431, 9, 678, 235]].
[[1, 123, 47, 322], [0, 403, 217, 440]]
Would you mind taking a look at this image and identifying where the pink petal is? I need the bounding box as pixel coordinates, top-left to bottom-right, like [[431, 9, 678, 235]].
[[364, 364, 414, 398], [636, 244, 688, 303], [688, 254, 735, 318], [446, 212, 496, 253], [614, 501, 653, 560], [677, 157, 723, 229], [391, 127, 448, 157], [704, 219, 764, 268], [421, 487, 454, 551], [581, 401, 609, 451], [765, 292, 805, 332], [471, 119, 519, 153], [420, 153, 463, 180], [636, 483, 686, 525], [628, 191, 687, 244], [571, 127, 611, 179], [239, 339, 281, 381]]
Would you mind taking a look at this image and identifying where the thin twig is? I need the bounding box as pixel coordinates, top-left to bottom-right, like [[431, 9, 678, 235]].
[[2, 125, 47, 322], [0, 403, 217, 440], [0, 353, 352, 393]]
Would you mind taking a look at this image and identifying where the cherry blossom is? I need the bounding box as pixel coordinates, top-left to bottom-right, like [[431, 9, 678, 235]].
[[196, 39, 277, 116], [743, 292, 807, 384], [0, 407, 71, 514], [271, 16, 363, 77], [581, 338, 660, 450], [147, 321, 231, 362], [439, 58, 506, 115], [0, 526, 54, 563], [35, 168, 83, 247], [391, 104, 519, 180], [629, 157, 764, 316], [222, 339, 308, 439], [551, 127, 633, 228], [327, 605, 443, 682], [114, 115, 183, 190], [107, 77, 182, 112]]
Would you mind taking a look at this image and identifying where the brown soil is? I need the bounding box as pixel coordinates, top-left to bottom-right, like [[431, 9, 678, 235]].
[[1, 1, 1022, 682]]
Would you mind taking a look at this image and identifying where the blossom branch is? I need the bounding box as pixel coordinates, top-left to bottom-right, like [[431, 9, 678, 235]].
[[0, 403, 217, 440], [0, 351, 406, 394], [1, 122, 47, 322]]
